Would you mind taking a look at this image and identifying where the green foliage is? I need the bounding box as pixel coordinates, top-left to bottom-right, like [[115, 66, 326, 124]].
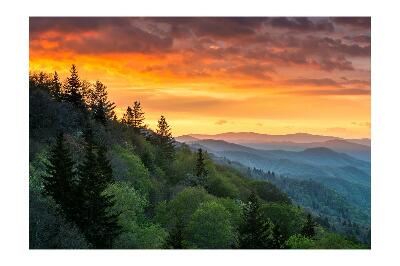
[[261, 203, 306, 241], [285, 234, 315, 249], [170, 145, 197, 184], [249, 180, 291, 204], [184, 201, 236, 249], [30, 190, 89, 249], [155, 187, 214, 231], [313, 232, 365, 249], [111, 145, 152, 196], [42, 134, 77, 223], [72, 130, 120, 248], [301, 213, 316, 238], [240, 193, 275, 248], [104, 182, 168, 248]]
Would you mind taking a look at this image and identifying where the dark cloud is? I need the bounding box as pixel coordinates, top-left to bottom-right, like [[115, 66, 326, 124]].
[[317, 56, 354, 71], [332, 17, 371, 29], [302, 36, 370, 57], [30, 17, 371, 74], [344, 34, 371, 44], [292, 88, 370, 96], [287, 78, 339, 86], [30, 17, 132, 35], [269, 17, 335, 32]]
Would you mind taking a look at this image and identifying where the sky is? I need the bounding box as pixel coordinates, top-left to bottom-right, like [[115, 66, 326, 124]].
[[29, 17, 371, 138]]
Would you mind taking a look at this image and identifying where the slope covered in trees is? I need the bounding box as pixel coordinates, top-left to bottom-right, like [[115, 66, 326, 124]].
[[29, 66, 367, 249]]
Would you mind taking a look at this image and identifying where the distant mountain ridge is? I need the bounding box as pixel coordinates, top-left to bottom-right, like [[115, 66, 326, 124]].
[[176, 132, 371, 161]]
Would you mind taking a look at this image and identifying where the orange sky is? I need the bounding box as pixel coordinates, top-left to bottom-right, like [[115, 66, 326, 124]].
[[29, 17, 371, 138]]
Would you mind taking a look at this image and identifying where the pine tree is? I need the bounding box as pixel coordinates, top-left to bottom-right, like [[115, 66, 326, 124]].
[[194, 148, 208, 186], [131, 101, 146, 131], [121, 106, 134, 125], [167, 220, 184, 249], [43, 133, 77, 221], [50, 71, 62, 101], [153, 115, 175, 168], [301, 213, 316, 238], [240, 192, 275, 248], [64, 64, 84, 107], [76, 129, 120, 248], [90, 81, 116, 125], [121, 101, 146, 132]]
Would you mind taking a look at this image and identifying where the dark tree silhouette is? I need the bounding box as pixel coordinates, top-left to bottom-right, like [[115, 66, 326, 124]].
[[240, 192, 275, 248], [167, 220, 184, 249], [152, 115, 175, 169], [75, 129, 120, 248], [50, 71, 63, 101], [194, 148, 208, 186], [90, 81, 116, 125], [121, 106, 134, 125], [43, 133, 78, 222], [121, 101, 146, 132], [63, 64, 84, 107], [301, 213, 316, 238]]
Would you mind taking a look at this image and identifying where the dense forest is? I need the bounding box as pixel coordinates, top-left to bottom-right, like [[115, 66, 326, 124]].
[[29, 65, 368, 249]]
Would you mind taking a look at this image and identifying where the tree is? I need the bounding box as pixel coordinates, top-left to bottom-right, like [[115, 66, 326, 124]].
[[121, 106, 134, 125], [153, 115, 175, 168], [131, 101, 146, 131], [301, 213, 316, 238], [184, 201, 235, 248], [167, 219, 184, 249], [90, 81, 115, 125], [240, 192, 275, 248], [75, 129, 120, 248], [63, 64, 84, 107], [121, 101, 145, 132], [104, 182, 168, 249], [50, 71, 62, 101], [42, 133, 77, 221], [194, 148, 208, 186]]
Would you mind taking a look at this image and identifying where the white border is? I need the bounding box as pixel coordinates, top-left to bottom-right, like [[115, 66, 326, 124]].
[[1, 0, 400, 265]]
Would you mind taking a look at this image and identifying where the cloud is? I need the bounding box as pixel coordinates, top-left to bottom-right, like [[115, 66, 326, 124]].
[[332, 17, 371, 29], [287, 78, 339, 86], [269, 17, 335, 32], [256, 122, 263, 126], [215, 119, 228, 125], [351, 121, 371, 127], [285, 88, 370, 96], [344, 34, 371, 44]]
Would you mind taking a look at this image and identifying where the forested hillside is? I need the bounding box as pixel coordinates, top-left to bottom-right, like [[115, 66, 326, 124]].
[[29, 65, 367, 249]]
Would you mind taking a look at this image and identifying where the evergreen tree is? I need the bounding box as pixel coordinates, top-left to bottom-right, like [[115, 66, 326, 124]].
[[90, 81, 116, 125], [153, 115, 175, 168], [131, 101, 146, 132], [42, 133, 77, 221], [50, 71, 62, 101], [194, 148, 208, 186], [121, 106, 134, 125], [240, 192, 275, 248], [301, 213, 316, 238], [121, 101, 146, 132], [167, 220, 183, 249], [64, 64, 84, 107], [76, 129, 120, 248]]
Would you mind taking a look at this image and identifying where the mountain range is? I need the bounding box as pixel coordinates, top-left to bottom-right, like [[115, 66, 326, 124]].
[[175, 133, 371, 227], [176, 132, 371, 161]]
